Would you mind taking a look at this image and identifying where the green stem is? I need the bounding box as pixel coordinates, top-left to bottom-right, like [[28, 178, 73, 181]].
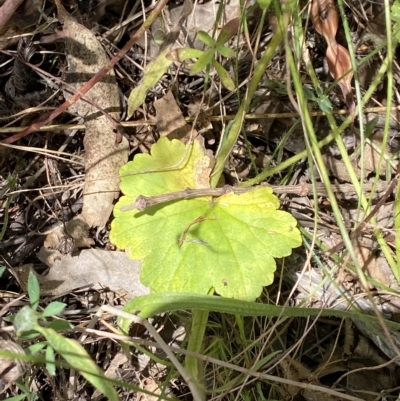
[[185, 309, 209, 400], [210, 19, 282, 187], [242, 40, 391, 188], [275, 5, 366, 280], [128, 293, 400, 330], [380, 0, 399, 282], [0, 175, 16, 242]]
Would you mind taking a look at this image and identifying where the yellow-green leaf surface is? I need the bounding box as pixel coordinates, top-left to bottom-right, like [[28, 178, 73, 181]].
[[111, 138, 301, 301], [127, 47, 172, 118]]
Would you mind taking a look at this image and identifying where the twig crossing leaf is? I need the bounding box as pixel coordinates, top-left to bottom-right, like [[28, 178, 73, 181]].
[[111, 138, 301, 301]]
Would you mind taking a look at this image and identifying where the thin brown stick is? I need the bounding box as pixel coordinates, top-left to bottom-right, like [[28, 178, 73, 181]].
[[0, 105, 398, 134], [0, 0, 170, 145], [121, 181, 388, 212]]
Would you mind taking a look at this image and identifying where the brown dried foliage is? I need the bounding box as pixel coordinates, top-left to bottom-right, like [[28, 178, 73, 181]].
[[311, 0, 355, 117]]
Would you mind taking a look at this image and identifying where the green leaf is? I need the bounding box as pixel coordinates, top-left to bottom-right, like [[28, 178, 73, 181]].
[[5, 394, 28, 401], [26, 341, 47, 355], [45, 345, 56, 376], [36, 326, 119, 401], [212, 59, 236, 91], [215, 18, 239, 47], [17, 330, 40, 340], [253, 350, 282, 370], [197, 30, 215, 47], [16, 381, 39, 400], [120, 292, 399, 324], [318, 97, 333, 113], [190, 50, 214, 75], [2, 315, 14, 322], [257, 0, 272, 11], [47, 319, 73, 331], [152, 29, 166, 46], [28, 272, 40, 311], [393, 0, 400, 20], [111, 138, 301, 301], [14, 306, 38, 336], [127, 47, 173, 117], [0, 266, 5, 277], [42, 302, 67, 317], [167, 48, 205, 62], [304, 87, 332, 113], [217, 45, 235, 58], [303, 86, 317, 102], [392, 0, 400, 41]]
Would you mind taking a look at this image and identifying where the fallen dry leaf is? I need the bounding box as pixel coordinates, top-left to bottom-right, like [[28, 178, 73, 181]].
[[360, 131, 393, 174], [326, 42, 355, 116], [322, 154, 354, 181], [91, 352, 128, 400], [54, 0, 129, 227], [310, 0, 338, 42], [137, 378, 163, 401], [36, 216, 95, 266], [154, 90, 198, 141], [280, 356, 341, 401], [280, 356, 314, 398], [322, 133, 393, 181], [0, 339, 27, 392], [345, 359, 395, 401], [311, 0, 355, 117], [24, 249, 149, 298], [43, 216, 94, 252], [355, 240, 397, 289]]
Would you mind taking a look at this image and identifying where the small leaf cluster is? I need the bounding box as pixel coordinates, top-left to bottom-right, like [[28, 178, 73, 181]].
[[168, 19, 239, 90], [11, 273, 119, 401], [11, 273, 69, 376], [303, 86, 333, 113]]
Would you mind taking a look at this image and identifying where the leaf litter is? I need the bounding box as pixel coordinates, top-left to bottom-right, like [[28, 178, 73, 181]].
[[311, 0, 355, 117], [1, 0, 400, 398], [154, 90, 199, 141], [54, 0, 129, 227], [15, 249, 148, 299]]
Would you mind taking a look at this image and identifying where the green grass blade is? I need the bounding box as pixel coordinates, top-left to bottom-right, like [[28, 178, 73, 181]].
[[36, 326, 119, 401]]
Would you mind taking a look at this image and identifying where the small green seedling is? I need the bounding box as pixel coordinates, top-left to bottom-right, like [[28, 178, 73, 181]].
[[13, 272, 119, 401], [303, 86, 333, 113], [168, 18, 239, 90]]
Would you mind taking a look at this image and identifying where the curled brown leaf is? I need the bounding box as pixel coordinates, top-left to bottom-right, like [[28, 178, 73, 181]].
[[326, 42, 352, 85], [311, 0, 355, 118], [310, 0, 338, 42], [326, 42, 355, 115]]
